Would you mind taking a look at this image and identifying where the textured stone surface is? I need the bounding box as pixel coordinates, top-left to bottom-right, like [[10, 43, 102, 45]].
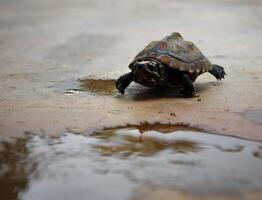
[[0, 0, 262, 142]]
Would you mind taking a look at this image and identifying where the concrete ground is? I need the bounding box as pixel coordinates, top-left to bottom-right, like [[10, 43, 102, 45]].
[[0, 0, 262, 143]]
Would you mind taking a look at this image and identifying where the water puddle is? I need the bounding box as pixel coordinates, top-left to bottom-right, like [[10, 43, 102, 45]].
[[60, 76, 210, 98], [1, 125, 262, 200], [53, 78, 117, 96], [61, 77, 184, 97], [79, 78, 116, 95]]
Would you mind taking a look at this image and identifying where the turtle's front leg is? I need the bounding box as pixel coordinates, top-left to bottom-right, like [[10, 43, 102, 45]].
[[209, 64, 226, 80], [180, 74, 196, 97], [115, 72, 134, 95]]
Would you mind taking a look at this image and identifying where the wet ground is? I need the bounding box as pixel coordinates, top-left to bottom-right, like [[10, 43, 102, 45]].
[[0, 0, 262, 199], [0, 0, 262, 141], [1, 126, 262, 200]]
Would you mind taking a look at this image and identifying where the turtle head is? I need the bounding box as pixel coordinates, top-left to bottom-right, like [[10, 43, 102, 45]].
[[132, 60, 165, 85]]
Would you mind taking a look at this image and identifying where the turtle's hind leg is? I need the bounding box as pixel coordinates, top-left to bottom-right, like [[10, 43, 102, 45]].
[[115, 72, 134, 95], [209, 64, 226, 80], [179, 74, 196, 97]]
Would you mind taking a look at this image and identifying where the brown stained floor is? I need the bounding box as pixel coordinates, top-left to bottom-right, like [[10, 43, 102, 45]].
[[0, 0, 262, 142], [0, 1, 262, 198], [0, 0, 262, 141]]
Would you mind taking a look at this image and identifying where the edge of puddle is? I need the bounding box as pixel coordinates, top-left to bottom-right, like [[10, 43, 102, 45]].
[[88, 122, 262, 143]]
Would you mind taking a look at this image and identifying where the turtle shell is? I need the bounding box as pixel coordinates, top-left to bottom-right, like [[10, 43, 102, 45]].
[[129, 32, 212, 75]]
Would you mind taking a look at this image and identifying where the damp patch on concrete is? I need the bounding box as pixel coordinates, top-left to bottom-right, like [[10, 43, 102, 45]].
[[58, 77, 210, 98], [54, 78, 117, 96], [0, 125, 262, 200], [79, 78, 117, 95]]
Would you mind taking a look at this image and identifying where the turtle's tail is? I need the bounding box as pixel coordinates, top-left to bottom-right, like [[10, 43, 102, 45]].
[[209, 64, 226, 80]]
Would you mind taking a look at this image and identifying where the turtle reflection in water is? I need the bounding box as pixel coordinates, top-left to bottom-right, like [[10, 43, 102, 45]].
[[116, 32, 226, 97]]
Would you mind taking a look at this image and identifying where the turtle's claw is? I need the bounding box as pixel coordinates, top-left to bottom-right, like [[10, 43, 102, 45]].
[[193, 92, 200, 97], [115, 72, 134, 95], [209, 64, 226, 81], [180, 89, 196, 98], [115, 80, 125, 95]]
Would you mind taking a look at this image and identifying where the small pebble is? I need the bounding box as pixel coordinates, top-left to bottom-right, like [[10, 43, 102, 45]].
[[253, 151, 262, 159], [170, 113, 176, 117]]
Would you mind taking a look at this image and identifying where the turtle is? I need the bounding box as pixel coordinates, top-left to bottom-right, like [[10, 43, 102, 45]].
[[115, 32, 226, 97]]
